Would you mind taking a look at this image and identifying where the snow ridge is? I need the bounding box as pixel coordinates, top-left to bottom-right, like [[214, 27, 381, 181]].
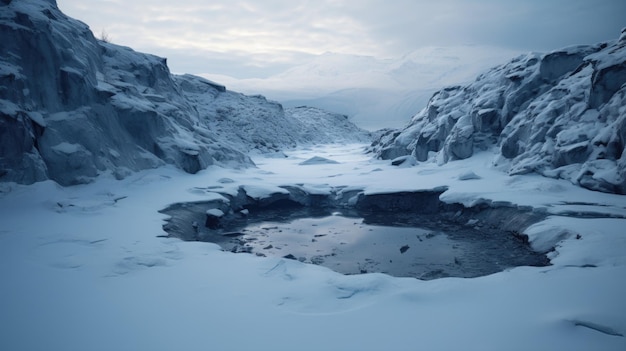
[[0, 0, 369, 186], [372, 31, 626, 194]]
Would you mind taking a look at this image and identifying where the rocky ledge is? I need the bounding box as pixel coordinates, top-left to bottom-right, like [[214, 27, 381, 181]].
[[0, 0, 369, 186], [371, 29, 626, 194]]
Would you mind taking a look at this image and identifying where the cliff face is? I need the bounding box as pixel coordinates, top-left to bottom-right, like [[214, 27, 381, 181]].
[[0, 0, 369, 186], [372, 30, 626, 194]]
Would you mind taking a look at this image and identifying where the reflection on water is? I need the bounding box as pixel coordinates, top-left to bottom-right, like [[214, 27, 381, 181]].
[[214, 209, 548, 280]]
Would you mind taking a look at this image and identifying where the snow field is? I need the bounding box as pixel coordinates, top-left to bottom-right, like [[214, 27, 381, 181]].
[[1, 144, 625, 350]]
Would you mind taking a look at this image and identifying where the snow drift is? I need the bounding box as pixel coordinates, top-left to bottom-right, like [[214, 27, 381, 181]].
[[372, 29, 626, 194], [0, 0, 369, 186]]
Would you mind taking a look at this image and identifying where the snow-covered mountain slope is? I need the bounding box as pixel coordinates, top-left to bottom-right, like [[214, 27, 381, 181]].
[[285, 106, 372, 144], [281, 87, 435, 131], [0, 0, 369, 186], [203, 47, 523, 130], [372, 30, 626, 194]]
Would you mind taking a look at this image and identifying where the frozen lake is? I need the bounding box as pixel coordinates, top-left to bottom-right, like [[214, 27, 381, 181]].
[[162, 205, 549, 279]]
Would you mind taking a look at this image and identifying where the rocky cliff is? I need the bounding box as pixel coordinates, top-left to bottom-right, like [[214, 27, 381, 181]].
[[0, 0, 369, 186], [372, 29, 626, 194]]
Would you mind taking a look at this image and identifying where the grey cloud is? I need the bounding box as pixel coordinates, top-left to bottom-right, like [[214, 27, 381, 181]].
[[349, 0, 626, 52], [57, 0, 626, 77]]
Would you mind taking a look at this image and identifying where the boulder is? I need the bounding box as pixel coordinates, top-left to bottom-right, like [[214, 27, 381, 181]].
[[205, 208, 225, 229]]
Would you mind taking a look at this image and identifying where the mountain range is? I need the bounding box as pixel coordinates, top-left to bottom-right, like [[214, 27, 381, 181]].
[[204, 46, 523, 130]]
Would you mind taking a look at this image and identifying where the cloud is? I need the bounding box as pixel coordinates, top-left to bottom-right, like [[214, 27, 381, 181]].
[[57, 0, 626, 78], [87, 1, 377, 55], [350, 0, 626, 51]]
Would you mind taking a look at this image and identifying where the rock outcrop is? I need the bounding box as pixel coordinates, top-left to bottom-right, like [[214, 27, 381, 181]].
[[0, 0, 369, 185], [372, 29, 626, 194]]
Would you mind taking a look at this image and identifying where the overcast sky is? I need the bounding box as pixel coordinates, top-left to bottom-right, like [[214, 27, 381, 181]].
[[57, 0, 626, 78]]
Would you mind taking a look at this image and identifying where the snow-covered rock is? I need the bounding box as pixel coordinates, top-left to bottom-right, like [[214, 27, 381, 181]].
[[286, 106, 371, 144], [372, 31, 626, 194], [0, 0, 369, 186], [299, 156, 340, 166]]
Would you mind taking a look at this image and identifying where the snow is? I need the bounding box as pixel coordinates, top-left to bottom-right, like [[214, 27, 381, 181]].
[[26, 111, 46, 127], [241, 184, 290, 200], [51, 142, 81, 155], [1, 143, 625, 351], [391, 155, 417, 167], [110, 92, 154, 112], [2, 1, 626, 350], [458, 170, 481, 180], [0, 98, 20, 116], [205, 208, 224, 217], [299, 156, 341, 165], [525, 216, 626, 266]]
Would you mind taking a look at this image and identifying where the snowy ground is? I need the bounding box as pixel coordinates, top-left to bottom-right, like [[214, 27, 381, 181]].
[[1, 144, 625, 351]]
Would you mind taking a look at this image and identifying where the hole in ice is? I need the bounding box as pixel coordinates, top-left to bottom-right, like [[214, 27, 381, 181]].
[[161, 203, 549, 280]]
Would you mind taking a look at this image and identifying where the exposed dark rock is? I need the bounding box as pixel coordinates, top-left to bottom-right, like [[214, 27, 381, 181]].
[[205, 208, 224, 229], [472, 108, 500, 133], [589, 61, 626, 109], [355, 188, 449, 213], [553, 142, 590, 167], [248, 192, 295, 209], [391, 155, 416, 166], [280, 185, 331, 207], [445, 116, 474, 160]]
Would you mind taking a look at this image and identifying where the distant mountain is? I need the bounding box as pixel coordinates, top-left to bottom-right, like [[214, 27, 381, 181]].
[[0, 0, 369, 186], [203, 47, 523, 130], [371, 29, 626, 194]]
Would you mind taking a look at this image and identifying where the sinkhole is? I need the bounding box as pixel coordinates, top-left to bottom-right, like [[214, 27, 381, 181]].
[[160, 189, 550, 280]]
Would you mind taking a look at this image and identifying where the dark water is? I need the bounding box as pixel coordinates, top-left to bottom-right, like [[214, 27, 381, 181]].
[[168, 206, 549, 280]]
